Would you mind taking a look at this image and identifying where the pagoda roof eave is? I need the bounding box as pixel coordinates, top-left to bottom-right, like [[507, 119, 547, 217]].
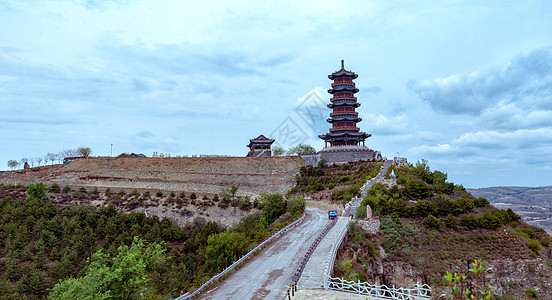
[[319, 131, 371, 139], [328, 87, 359, 93], [328, 69, 358, 79], [327, 117, 362, 123], [328, 102, 360, 108]]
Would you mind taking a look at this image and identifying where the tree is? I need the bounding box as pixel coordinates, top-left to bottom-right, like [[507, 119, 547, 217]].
[[77, 147, 92, 158], [46, 152, 57, 165], [272, 146, 285, 156], [287, 144, 316, 155], [20, 157, 28, 167], [49, 237, 166, 300], [37, 157, 43, 166], [27, 183, 48, 202], [260, 193, 287, 223], [7, 159, 19, 170]]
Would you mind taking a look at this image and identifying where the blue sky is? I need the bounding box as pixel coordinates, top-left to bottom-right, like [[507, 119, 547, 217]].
[[1, 0, 551, 188]]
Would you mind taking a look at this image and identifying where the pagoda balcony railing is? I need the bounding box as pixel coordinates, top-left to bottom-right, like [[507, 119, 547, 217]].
[[331, 82, 355, 88], [330, 112, 358, 117], [332, 78, 353, 84], [330, 127, 360, 132], [331, 95, 357, 101]]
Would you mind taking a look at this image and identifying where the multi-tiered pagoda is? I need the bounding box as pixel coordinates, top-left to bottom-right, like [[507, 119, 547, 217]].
[[318, 60, 380, 163]]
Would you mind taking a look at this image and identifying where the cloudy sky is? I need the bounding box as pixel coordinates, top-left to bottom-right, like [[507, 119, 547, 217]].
[[1, 0, 551, 188]]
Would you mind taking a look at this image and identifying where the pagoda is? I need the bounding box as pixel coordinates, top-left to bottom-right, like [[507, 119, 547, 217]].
[[246, 134, 274, 157], [317, 60, 380, 164], [319, 60, 371, 147]]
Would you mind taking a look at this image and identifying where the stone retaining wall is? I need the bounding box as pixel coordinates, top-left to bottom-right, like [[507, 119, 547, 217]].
[[0, 156, 305, 196]]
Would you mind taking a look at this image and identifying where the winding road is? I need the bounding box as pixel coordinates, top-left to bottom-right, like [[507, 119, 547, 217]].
[[201, 207, 329, 300]]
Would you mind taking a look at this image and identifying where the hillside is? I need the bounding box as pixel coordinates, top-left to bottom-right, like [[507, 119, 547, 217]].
[[0, 156, 305, 197], [0, 182, 305, 299], [293, 161, 552, 299], [468, 186, 552, 234]]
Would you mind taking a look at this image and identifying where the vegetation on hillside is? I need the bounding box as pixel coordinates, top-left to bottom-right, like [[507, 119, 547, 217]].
[[311, 160, 552, 299], [0, 183, 305, 299], [289, 160, 381, 201]]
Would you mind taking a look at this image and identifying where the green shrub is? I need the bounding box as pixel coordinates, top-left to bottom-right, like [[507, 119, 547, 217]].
[[525, 287, 538, 299], [460, 214, 479, 230], [474, 197, 490, 207], [527, 239, 540, 253], [62, 185, 72, 193], [444, 214, 457, 229], [179, 191, 186, 198], [170, 191, 176, 197], [105, 188, 112, 197], [422, 214, 440, 229], [202, 194, 209, 200], [49, 184, 61, 193], [212, 194, 219, 202], [355, 205, 367, 219], [190, 193, 197, 200], [156, 191, 163, 197], [143, 191, 151, 198]]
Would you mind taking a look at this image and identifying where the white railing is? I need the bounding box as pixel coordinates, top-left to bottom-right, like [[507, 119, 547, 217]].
[[327, 276, 432, 299], [175, 211, 306, 299], [323, 219, 350, 289]]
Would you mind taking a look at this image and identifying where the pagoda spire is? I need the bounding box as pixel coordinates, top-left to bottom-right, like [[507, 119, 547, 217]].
[[341, 59, 344, 69]]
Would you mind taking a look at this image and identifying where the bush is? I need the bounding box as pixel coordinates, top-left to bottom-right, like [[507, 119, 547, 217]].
[[460, 214, 479, 230], [202, 194, 209, 200], [286, 197, 306, 218], [260, 194, 287, 223], [170, 191, 176, 197], [444, 214, 457, 229], [474, 197, 490, 207], [355, 205, 367, 219], [156, 191, 163, 197], [62, 185, 72, 193], [527, 239, 540, 253], [105, 188, 112, 197], [49, 184, 61, 193], [422, 214, 440, 229], [190, 193, 197, 200], [525, 287, 538, 299], [179, 192, 186, 198], [212, 194, 219, 202], [403, 180, 432, 200]]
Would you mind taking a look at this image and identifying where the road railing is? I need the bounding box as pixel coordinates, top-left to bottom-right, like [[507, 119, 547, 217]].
[[291, 216, 338, 284], [323, 218, 350, 289], [175, 211, 306, 300], [327, 276, 432, 299]]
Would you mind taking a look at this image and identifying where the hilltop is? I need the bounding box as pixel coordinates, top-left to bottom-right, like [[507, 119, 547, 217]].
[[0, 156, 304, 197]]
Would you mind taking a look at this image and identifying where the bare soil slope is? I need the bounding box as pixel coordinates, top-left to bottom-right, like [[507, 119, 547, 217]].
[[0, 156, 305, 196]]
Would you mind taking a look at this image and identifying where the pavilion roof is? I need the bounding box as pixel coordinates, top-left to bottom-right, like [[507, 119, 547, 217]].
[[247, 134, 275, 147], [328, 60, 358, 79]]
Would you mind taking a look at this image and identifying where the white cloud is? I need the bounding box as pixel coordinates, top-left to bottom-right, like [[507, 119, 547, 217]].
[[409, 47, 552, 116]]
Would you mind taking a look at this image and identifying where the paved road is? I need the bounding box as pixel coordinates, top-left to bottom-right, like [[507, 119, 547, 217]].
[[202, 207, 329, 300]]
